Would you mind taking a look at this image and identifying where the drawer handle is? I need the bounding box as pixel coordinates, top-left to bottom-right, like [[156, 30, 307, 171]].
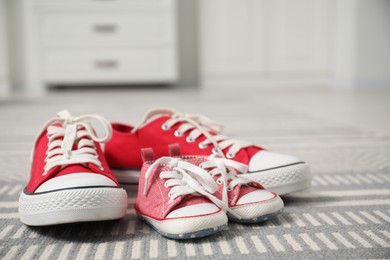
[[93, 24, 117, 33], [94, 60, 118, 69]]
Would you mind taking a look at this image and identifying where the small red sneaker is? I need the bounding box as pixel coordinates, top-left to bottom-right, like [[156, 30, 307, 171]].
[[19, 110, 128, 226], [105, 108, 311, 195], [135, 149, 228, 239]]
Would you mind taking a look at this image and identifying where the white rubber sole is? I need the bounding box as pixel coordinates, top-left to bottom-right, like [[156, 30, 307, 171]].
[[137, 210, 228, 239], [229, 195, 284, 223], [19, 187, 128, 226], [242, 163, 312, 195]]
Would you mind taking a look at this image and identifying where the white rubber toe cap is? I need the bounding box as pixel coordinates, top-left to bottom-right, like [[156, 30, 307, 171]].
[[35, 173, 118, 193], [249, 151, 303, 172], [166, 203, 220, 218], [237, 190, 276, 205]]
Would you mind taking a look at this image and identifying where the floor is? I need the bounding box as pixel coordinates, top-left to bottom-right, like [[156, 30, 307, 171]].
[[0, 87, 389, 259]]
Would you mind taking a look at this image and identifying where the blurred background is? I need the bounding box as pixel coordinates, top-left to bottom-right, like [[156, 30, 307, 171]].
[[0, 0, 389, 132], [1, 0, 390, 93], [1, 2, 390, 258]]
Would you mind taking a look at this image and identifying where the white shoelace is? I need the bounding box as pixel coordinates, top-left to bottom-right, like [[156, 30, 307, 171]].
[[42, 110, 112, 176], [143, 157, 241, 218], [200, 155, 253, 209], [132, 108, 253, 158]]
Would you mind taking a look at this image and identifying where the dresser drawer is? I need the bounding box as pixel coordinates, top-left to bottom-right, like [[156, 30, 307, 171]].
[[35, 0, 173, 11], [40, 12, 174, 45], [42, 49, 177, 82], [37, 0, 158, 4]]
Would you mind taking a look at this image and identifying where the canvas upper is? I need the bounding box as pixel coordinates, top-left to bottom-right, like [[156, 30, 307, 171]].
[[26, 110, 120, 194], [105, 108, 304, 172], [135, 160, 221, 220], [134, 152, 228, 239]]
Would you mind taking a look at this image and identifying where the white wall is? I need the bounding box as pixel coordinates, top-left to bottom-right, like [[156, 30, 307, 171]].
[[332, 0, 390, 89], [355, 0, 390, 88]]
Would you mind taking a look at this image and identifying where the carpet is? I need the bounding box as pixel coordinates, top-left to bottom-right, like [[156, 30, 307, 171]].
[[0, 89, 389, 259]]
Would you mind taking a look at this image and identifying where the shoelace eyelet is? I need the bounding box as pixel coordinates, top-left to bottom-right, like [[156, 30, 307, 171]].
[[216, 179, 223, 184], [186, 136, 195, 143], [226, 152, 236, 159], [174, 130, 183, 137], [227, 187, 233, 191], [161, 124, 170, 131], [198, 142, 208, 149]]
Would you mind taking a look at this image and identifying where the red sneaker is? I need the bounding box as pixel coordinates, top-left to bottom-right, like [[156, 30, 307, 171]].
[[105, 108, 311, 195], [19, 110, 128, 226], [135, 147, 283, 238], [135, 149, 228, 239]]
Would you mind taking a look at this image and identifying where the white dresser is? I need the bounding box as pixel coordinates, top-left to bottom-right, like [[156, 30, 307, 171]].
[[9, 0, 178, 93]]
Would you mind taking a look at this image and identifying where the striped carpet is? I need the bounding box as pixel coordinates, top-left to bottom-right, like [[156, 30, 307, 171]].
[[0, 88, 389, 259]]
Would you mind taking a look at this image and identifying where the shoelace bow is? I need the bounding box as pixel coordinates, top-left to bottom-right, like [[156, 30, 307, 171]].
[[132, 109, 253, 159], [42, 110, 112, 175], [143, 157, 241, 218], [200, 155, 253, 209]]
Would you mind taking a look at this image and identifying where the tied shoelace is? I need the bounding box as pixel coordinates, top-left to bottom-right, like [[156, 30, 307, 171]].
[[200, 155, 254, 209], [42, 110, 112, 176], [131, 108, 253, 159], [143, 157, 241, 219]]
